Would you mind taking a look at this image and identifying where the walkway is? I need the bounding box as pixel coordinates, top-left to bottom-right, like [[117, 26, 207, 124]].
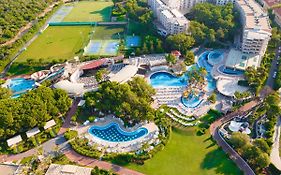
[[64, 149, 143, 175], [210, 100, 260, 175], [270, 117, 281, 170]]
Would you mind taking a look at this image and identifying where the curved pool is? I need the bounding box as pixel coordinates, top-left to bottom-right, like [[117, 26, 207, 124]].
[[218, 65, 244, 75], [88, 122, 148, 142], [5, 78, 36, 97], [150, 71, 188, 87], [181, 95, 203, 108], [207, 51, 223, 65]]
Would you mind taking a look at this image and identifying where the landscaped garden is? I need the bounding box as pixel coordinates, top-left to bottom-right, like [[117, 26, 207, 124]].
[[128, 127, 242, 175]]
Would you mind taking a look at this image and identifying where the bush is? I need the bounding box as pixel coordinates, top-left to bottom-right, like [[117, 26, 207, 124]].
[[64, 130, 78, 140], [89, 116, 96, 123]]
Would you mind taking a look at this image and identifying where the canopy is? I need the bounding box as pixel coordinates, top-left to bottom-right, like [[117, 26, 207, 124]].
[[7, 135, 22, 147], [81, 59, 107, 70], [109, 65, 138, 83], [44, 119, 56, 130], [54, 80, 84, 95], [26, 127, 40, 138]]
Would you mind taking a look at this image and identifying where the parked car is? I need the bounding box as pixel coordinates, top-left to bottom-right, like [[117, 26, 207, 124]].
[[273, 71, 277, 79]]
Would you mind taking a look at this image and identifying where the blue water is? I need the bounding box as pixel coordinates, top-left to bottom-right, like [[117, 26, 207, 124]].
[[150, 51, 216, 91], [181, 96, 203, 108], [150, 72, 188, 87], [126, 36, 141, 47], [7, 78, 35, 94], [218, 65, 244, 75], [88, 122, 148, 142], [208, 51, 223, 64]]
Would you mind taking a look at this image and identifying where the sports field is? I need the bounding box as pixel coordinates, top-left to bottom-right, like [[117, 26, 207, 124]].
[[128, 128, 242, 175], [92, 26, 125, 39], [17, 26, 92, 62], [63, 1, 113, 22]]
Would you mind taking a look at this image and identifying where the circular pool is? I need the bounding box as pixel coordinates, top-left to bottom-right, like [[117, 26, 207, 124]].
[[207, 51, 223, 65], [88, 122, 148, 142], [181, 95, 203, 108]]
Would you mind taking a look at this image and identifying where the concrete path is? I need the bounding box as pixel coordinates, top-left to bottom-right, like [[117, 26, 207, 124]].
[[64, 149, 144, 175], [270, 117, 281, 170]]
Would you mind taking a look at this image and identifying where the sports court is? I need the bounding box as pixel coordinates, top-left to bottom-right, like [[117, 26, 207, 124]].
[[84, 40, 119, 56], [62, 1, 113, 22], [48, 6, 73, 23], [126, 36, 141, 48]]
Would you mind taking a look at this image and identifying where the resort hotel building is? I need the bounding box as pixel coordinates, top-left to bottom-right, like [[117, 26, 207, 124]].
[[235, 0, 271, 56], [148, 0, 189, 35]]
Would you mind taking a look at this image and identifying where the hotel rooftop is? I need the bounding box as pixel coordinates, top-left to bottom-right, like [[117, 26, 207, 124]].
[[236, 0, 271, 32]]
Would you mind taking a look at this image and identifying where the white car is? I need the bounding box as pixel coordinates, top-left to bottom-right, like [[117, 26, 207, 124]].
[[273, 71, 277, 79]]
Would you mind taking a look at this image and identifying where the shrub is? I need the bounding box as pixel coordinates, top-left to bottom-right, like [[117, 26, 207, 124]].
[[64, 130, 78, 140], [88, 116, 96, 123]]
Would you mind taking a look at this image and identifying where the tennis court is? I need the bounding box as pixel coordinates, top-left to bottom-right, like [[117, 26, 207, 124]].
[[84, 40, 119, 56], [126, 36, 141, 48], [49, 6, 73, 23]]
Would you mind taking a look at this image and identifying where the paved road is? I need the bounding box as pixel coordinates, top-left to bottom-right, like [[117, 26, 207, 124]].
[[210, 100, 260, 175], [266, 45, 281, 88], [270, 117, 281, 170]]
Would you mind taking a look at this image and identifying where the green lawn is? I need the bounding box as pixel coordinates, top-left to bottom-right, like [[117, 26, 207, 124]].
[[92, 26, 125, 40], [63, 1, 113, 22], [17, 26, 92, 62], [128, 128, 242, 175]]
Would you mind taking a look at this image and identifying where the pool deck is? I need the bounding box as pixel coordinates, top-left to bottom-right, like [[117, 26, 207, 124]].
[[75, 115, 159, 153]]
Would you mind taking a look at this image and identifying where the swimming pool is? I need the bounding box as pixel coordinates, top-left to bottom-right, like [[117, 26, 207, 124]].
[[5, 78, 35, 97], [88, 122, 148, 142], [150, 71, 188, 87], [218, 65, 244, 75], [181, 95, 203, 108], [207, 51, 223, 65]]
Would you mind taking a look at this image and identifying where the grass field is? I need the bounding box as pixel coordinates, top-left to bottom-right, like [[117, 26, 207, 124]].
[[63, 1, 113, 22], [128, 128, 242, 175], [92, 26, 125, 40], [17, 26, 92, 62]]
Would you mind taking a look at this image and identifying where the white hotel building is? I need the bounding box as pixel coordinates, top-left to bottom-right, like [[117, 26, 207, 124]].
[[235, 0, 271, 56], [148, 0, 189, 35], [149, 0, 271, 57]]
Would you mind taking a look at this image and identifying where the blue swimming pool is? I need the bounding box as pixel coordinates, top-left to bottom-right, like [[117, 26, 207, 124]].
[[218, 65, 244, 75], [207, 51, 223, 65], [150, 71, 188, 87], [88, 122, 148, 142], [5, 78, 35, 97], [181, 95, 203, 108]]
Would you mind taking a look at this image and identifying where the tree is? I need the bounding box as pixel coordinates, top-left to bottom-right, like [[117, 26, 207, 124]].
[[253, 139, 270, 155], [229, 132, 250, 149], [142, 42, 149, 54], [155, 39, 164, 53], [166, 34, 195, 53], [95, 68, 108, 82], [189, 3, 238, 45], [85, 77, 156, 123], [0, 87, 12, 99], [207, 93, 216, 103], [165, 54, 177, 65], [184, 51, 195, 66]]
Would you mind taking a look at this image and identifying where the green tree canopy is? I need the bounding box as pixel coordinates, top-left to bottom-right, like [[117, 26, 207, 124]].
[[166, 34, 195, 53]]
